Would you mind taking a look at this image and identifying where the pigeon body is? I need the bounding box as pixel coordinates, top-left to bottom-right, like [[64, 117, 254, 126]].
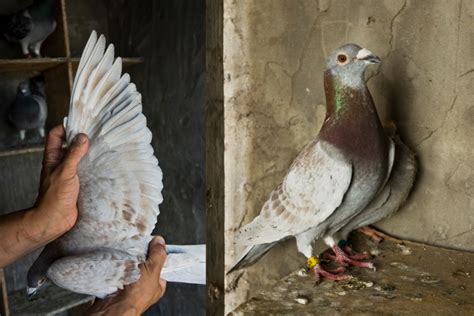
[[27, 32, 205, 298], [336, 129, 417, 241], [229, 44, 400, 273], [1, 0, 56, 57], [8, 78, 47, 140]]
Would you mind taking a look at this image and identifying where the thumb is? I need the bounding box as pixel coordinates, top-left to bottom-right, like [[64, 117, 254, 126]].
[[62, 134, 89, 178], [147, 236, 167, 271]]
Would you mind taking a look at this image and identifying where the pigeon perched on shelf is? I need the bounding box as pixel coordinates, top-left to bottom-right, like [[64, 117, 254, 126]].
[[229, 44, 415, 280], [0, 0, 56, 57], [8, 77, 47, 140], [26, 31, 205, 298]]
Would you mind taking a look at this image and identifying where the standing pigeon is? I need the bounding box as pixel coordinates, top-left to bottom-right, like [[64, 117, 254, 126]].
[[26, 31, 205, 298], [0, 0, 56, 57], [8, 77, 47, 140], [229, 44, 400, 280]]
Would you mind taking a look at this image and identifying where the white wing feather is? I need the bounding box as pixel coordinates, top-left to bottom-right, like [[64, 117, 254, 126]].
[[49, 32, 203, 297]]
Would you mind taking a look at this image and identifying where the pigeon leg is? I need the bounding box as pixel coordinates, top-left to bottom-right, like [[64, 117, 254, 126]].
[[357, 226, 387, 243], [31, 41, 44, 58], [19, 130, 26, 140], [332, 245, 375, 270], [20, 40, 31, 58], [39, 127, 45, 138]]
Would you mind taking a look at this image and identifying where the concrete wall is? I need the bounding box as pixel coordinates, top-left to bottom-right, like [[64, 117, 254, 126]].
[[224, 0, 473, 311]]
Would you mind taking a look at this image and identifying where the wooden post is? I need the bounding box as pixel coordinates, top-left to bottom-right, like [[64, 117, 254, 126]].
[[206, 0, 224, 314], [0, 269, 10, 316]]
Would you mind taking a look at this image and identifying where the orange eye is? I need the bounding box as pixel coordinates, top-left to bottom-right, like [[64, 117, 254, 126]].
[[337, 54, 348, 63]]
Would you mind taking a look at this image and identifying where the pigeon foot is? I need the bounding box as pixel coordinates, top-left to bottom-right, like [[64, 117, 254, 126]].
[[307, 256, 351, 283], [332, 245, 375, 271], [338, 240, 370, 260], [312, 264, 352, 282], [357, 226, 388, 243], [322, 243, 370, 262]]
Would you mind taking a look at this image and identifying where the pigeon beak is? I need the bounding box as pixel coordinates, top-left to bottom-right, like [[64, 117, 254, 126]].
[[356, 48, 381, 64], [27, 286, 39, 300]]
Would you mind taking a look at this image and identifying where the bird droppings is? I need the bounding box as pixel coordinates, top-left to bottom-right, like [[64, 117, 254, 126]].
[[397, 243, 412, 255], [390, 261, 409, 270], [452, 269, 471, 278], [419, 273, 440, 284], [370, 248, 382, 256], [294, 295, 309, 305], [233, 232, 474, 314]]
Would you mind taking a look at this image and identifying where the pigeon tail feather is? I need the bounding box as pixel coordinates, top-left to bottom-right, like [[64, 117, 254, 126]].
[[227, 242, 277, 274], [162, 244, 206, 285]]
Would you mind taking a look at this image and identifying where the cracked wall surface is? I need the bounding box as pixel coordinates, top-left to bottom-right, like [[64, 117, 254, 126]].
[[223, 0, 473, 311]]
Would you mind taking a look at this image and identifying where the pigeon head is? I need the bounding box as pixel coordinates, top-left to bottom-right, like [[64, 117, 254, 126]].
[[26, 267, 48, 299], [17, 81, 30, 95], [326, 44, 381, 88], [26, 244, 60, 299]]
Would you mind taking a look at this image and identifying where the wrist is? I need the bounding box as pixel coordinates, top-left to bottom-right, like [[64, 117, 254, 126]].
[[25, 207, 67, 244]]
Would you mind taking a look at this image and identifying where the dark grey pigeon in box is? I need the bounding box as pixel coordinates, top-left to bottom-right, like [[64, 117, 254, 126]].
[[8, 77, 47, 140], [0, 0, 56, 57]]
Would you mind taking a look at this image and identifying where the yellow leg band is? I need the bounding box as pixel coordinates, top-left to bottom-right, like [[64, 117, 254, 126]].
[[307, 256, 320, 268]]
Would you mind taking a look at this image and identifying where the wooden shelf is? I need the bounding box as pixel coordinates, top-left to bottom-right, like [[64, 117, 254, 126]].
[[0, 57, 142, 73], [69, 57, 143, 74], [0, 58, 69, 73], [9, 285, 93, 316], [0, 145, 45, 158]]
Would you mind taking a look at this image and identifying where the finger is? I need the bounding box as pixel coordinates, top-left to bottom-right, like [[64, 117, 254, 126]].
[[147, 236, 167, 271], [159, 279, 167, 294], [61, 134, 89, 178], [43, 125, 66, 172]]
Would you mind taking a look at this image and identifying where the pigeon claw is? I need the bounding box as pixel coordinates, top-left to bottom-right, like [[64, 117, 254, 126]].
[[357, 226, 387, 243], [332, 245, 375, 270], [312, 264, 352, 283]]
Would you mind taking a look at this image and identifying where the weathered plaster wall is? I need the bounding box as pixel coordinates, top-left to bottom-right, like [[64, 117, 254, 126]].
[[224, 0, 473, 311]]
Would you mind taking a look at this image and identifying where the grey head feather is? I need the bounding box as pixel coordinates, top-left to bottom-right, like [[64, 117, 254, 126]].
[[326, 43, 381, 89]]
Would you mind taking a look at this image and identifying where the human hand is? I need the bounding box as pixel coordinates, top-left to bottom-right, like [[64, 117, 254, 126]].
[[33, 125, 89, 242], [88, 236, 168, 315]]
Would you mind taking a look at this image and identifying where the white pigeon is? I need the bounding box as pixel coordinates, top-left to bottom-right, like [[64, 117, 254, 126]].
[[27, 31, 205, 298]]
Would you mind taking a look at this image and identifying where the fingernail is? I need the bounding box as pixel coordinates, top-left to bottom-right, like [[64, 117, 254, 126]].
[[154, 235, 166, 246], [73, 134, 87, 144]]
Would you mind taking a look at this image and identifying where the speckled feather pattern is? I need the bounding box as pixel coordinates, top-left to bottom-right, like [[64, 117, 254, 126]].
[[31, 32, 163, 298], [236, 140, 353, 247]]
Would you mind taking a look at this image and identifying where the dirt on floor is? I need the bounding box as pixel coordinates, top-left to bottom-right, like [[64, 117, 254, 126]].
[[232, 232, 474, 315]]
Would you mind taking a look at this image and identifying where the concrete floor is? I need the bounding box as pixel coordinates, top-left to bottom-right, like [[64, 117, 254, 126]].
[[232, 232, 473, 315]]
